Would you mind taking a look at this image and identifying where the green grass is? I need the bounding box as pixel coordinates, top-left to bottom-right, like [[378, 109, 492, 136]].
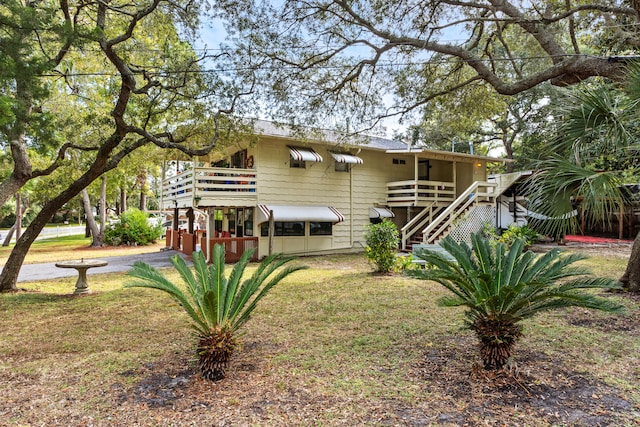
[[0, 234, 164, 264], [0, 252, 638, 425]]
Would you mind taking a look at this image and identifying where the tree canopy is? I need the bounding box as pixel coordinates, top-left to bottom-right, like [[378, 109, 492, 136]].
[[221, 0, 640, 131], [0, 1, 251, 290]]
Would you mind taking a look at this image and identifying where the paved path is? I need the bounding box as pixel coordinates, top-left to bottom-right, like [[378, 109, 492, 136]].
[[8, 249, 188, 283]]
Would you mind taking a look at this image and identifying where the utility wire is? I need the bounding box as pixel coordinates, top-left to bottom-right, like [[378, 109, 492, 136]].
[[0, 53, 620, 79]]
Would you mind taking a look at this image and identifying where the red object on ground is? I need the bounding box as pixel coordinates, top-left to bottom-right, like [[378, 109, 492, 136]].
[[564, 235, 633, 244]]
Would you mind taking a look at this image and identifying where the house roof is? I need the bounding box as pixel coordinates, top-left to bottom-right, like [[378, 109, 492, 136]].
[[386, 147, 511, 163], [252, 119, 507, 162], [253, 120, 409, 152]]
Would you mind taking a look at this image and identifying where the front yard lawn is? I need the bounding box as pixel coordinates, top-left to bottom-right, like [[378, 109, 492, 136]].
[[0, 252, 638, 425]]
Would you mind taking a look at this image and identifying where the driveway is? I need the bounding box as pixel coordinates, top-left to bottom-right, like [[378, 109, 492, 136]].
[[11, 249, 188, 283]]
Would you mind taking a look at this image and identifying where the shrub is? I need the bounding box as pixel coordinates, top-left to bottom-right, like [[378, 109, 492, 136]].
[[498, 224, 538, 247], [126, 246, 308, 380], [364, 219, 399, 273], [394, 254, 424, 272], [410, 233, 624, 370], [104, 208, 162, 246]]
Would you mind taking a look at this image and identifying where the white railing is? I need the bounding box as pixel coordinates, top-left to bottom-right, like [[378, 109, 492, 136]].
[[422, 181, 497, 244], [386, 180, 455, 206], [163, 167, 257, 202], [400, 202, 441, 250]]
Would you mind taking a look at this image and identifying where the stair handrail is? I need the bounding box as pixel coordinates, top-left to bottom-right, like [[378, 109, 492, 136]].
[[400, 201, 436, 250], [426, 194, 478, 243], [422, 181, 485, 244]]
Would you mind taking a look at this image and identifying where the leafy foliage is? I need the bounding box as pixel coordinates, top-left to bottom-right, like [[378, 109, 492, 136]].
[[527, 72, 640, 240], [497, 224, 539, 247], [409, 233, 624, 370], [364, 219, 399, 273], [104, 208, 161, 246], [126, 246, 308, 380]]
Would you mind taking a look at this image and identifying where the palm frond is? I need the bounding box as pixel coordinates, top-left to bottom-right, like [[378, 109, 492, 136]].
[[222, 248, 255, 322], [232, 263, 309, 330], [126, 260, 209, 335]]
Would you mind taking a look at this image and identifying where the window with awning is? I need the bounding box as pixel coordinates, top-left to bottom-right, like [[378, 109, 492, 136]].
[[257, 204, 345, 224], [288, 146, 323, 162], [369, 207, 395, 219], [330, 152, 363, 164]]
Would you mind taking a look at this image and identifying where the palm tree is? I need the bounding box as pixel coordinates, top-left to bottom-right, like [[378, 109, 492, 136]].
[[526, 68, 640, 292], [410, 234, 624, 370], [126, 244, 308, 381]]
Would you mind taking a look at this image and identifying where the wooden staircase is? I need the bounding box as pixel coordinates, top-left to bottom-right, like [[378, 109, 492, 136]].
[[425, 181, 498, 244], [401, 174, 529, 249], [400, 203, 446, 251]]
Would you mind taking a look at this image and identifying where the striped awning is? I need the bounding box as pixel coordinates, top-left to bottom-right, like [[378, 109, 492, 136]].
[[288, 146, 323, 162], [369, 207, 395, 219], [257, 205, 345, 224], [331, 152, 363, 164]]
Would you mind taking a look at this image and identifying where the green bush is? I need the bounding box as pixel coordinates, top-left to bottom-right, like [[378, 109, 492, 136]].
[[498, 224, 538, 247], [127, 245, 308, 381], [408, 233, 624, 370], [104, 208, 162, 246], [364, 219, 399, 273], [393, 254, 424, 272]]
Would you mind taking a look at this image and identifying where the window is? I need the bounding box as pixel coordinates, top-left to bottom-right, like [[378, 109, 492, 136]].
[[335, 162, 349, 172], [243, 208, 254, 236], [231, 150, 246, 168], [310, 222, 332, 235], [260, 221, 305, 236], [392, 158, 406, 165], [290, 158, 306, 168]]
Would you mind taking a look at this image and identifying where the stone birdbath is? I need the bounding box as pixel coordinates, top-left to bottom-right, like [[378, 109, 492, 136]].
[[55, 258, 108, 295]]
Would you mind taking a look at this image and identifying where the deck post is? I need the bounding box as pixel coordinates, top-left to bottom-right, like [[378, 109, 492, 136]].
[[268, 210, 274, 256], [620, 204, 624, 240]]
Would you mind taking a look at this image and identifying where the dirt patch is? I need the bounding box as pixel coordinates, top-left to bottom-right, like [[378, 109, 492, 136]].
[[107, 332, 639, 426], [565, 308, 640, 335], [415, 336, 637, 426]]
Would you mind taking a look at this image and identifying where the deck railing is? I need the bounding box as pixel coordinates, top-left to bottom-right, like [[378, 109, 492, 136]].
[[166, 228, 259, 263], [386, 180, 456, 207], [162, 167, 257, 204], [422, 181, 497, 244], [200, 236, 259, 263]]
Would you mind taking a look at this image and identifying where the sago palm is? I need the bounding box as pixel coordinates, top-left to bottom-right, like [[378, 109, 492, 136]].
[[126, 244, 308, 381], [410, 234, 624, 370]]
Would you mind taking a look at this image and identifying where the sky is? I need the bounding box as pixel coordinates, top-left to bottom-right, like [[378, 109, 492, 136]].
[[192, 10, 473, 143]]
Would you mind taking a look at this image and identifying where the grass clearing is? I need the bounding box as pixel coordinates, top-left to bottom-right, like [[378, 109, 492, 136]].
[[0, 249, 638, 425], [0, 235, 164, 264]]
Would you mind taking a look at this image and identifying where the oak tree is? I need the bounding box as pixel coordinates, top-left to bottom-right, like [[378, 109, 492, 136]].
[[0, 1, 251, 291]]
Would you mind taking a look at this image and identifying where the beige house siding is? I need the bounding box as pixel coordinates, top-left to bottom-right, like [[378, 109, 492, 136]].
[[164, 125, 505, 259], [252, 138, 414, 257]]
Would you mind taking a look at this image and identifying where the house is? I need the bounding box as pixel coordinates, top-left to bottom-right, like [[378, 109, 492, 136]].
[[161, 121, 513, 262]]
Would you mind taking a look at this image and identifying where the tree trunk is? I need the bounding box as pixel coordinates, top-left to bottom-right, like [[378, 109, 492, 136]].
[[1, 193, 23, 247], [0, 198, 61, 291], [120, 187, 127, 214], [100, 176, 107, 237], [139, 191, 147, 211], [0, 174, 99, 291], [81, 189, 103, 247], [0, 131, 123, 291], [138, 170, 148, 211], [2, 223, 17, 247], [620, 231, 640, 293], [15, 193, 22, 241]]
